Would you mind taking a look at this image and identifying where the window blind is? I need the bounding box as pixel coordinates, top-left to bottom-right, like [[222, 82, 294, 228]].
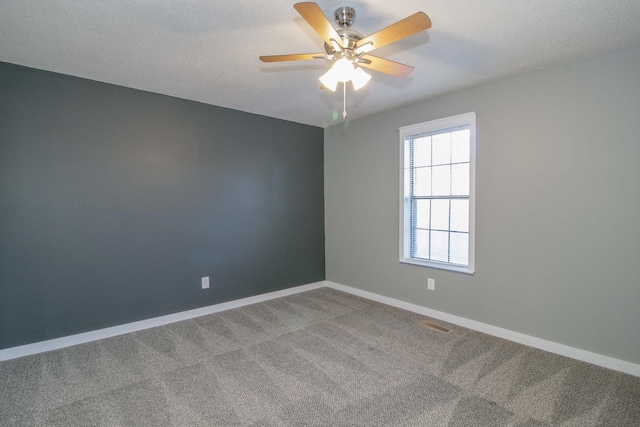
[[407, 125, 470, 266]]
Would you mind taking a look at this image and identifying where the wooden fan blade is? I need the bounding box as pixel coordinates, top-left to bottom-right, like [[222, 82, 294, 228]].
[[358, 55, 414, 78], [260, 53, 326, 62], [357, 12, 431, 52], [294, 2, 342, 46]]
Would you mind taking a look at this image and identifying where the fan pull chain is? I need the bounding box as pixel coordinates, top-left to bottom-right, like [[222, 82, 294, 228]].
[[342, 82, 347, 119]]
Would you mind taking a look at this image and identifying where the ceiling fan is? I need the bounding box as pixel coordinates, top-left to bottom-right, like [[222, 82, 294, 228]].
[[259, 2, 432, 118]]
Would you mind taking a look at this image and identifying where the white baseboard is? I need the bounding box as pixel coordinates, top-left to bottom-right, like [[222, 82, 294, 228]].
[[2, 279, 638, 377], [0, 281, 325, 362], [325, 281, 640, 377]]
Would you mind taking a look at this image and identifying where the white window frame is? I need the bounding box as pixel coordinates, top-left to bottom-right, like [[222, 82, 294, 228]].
[[399, 112, 476, 274]]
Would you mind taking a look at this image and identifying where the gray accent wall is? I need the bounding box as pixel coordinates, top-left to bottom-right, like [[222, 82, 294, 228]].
[[325, 44, 640, 364], [0, 62, 324, 350]]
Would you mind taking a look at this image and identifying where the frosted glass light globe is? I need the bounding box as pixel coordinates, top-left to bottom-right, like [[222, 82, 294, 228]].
[[332, 58, 354, 83]]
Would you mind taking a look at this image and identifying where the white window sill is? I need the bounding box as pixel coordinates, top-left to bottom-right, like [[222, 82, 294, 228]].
[[400, 258, 475, 275]]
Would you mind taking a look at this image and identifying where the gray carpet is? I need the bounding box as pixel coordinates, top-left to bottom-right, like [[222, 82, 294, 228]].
[[1, 287, 638, 426]]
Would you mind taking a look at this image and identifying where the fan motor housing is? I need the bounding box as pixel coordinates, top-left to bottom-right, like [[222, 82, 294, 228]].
[[324, 28, 364, 54]]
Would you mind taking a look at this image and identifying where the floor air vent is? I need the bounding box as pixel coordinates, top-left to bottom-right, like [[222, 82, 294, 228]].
[[419, 320, 452, 334]]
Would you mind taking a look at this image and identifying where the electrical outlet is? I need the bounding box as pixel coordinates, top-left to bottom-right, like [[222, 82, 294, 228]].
[[427, 278, 435, 291], [201, 276, 210, 289]]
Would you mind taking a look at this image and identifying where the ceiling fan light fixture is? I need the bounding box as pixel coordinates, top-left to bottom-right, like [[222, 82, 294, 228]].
[[261, 3, 432, 118], [351, 66, 371, 90]]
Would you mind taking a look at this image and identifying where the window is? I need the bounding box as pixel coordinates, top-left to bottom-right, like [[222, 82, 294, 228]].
[[400, 112, 476, 274]]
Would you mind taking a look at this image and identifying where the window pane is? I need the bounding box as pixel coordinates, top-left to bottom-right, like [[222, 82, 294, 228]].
[[451, 163, 469, 196], [431, 133, 451, 165], [415, 229, 430, 259], [431, 165, 450, 196], [450, 199, 469, 232], [415, 199, 430, 229], [413, 167, 431, 196], [431, 199, 449, 231], [450, 232, 469, 265], [412, 136, 431, 167], [430, 231, 449, 262], [451, 129, 470, 163]]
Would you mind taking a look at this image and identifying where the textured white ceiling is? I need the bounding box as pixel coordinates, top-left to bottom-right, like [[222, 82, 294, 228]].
[[2, 1, 640, 128]]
